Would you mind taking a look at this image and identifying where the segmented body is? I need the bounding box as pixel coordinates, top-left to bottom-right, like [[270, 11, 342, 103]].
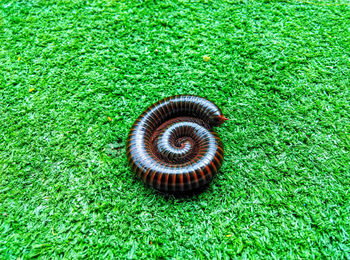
[[126, 95, 225, 192]]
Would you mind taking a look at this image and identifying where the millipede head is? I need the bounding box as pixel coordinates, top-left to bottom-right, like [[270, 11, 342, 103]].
[[210, 115, 229, 126]]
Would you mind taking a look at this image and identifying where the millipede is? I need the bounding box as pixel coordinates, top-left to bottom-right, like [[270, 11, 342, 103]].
[[126, 95, 227, 193]]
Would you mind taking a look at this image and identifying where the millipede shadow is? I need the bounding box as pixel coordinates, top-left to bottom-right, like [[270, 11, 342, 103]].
[[158, 182, 211, 199]]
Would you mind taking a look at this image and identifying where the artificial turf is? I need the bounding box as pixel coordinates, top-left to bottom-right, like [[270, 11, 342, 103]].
[[1, 0, 349, 258]]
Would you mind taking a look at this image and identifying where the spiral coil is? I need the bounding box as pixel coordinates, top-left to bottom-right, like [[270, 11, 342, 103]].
[[126, 95, 227, 192]]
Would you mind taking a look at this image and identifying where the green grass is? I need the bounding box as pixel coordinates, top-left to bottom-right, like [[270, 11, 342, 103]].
[[1, 0, 349, 258]]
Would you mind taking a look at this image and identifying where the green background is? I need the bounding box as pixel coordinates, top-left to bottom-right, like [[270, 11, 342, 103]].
[[1, 0, 349, 258]]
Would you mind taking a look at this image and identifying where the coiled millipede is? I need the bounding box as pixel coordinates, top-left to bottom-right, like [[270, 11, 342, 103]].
[[126, 95, 227, 193]]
